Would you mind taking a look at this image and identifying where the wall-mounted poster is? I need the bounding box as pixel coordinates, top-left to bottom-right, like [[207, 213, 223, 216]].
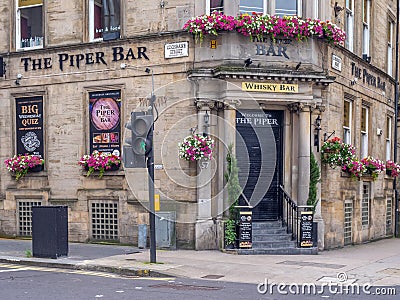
[[89, 90, 121, 157], [15, 96, 44, 159]]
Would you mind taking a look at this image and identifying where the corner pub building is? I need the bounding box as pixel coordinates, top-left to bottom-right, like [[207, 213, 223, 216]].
[[0, 0, 398, 252]]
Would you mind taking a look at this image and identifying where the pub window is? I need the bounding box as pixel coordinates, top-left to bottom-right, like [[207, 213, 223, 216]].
[[239, 0, 301, 16], [360, 106, 368, 159], [206, 0, 223, 14], [362, 0, 371, 57], [313, 0, 319, 19], [386, 116, 392, 161], [239, 0, 266, 14], [16, 0, 44, 50], [275, 0, 301, 17], [361, 183, 370, 227], [343, 99, 352, 144], [345, 0, 354, 52], [387, 19, 394, 76], [89, 0, 121, 42]]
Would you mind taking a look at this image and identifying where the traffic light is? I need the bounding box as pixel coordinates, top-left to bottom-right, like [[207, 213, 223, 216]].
[[123, 112, 153, 168]]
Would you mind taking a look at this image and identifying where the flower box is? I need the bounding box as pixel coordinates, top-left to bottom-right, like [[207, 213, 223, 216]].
[[79, 151, 121, 178], [183, 12, 346, 45], [4, 154, 44, 181], [29, 164, 44, 173]]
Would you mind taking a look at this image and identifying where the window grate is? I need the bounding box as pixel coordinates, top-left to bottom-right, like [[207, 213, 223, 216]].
[[361, 183, 370, 227], [386, 197, 393, 235], [91, 202, 119, 241], [344, 201, 353, 245], [18, 201, 42, 237]]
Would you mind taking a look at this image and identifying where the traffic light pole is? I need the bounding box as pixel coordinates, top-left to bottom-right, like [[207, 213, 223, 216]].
[[148, 70, 157, 263]]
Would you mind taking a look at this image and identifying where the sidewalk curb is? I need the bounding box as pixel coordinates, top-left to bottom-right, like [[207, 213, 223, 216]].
[[0, 257, 172, 278]]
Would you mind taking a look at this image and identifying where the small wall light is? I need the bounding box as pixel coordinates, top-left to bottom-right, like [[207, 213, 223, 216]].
[[244, 58, 253, 68], [15, 73, 22, 85], [334, 2, 344, 17], [314, 115, 322, 152], [203, 110, 210, 137]]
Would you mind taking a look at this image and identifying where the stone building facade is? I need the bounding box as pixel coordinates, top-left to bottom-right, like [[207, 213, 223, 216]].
[[0, 1, 397, 250]]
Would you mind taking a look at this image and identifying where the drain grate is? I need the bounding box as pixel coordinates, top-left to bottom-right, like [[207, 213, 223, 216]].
[[150, 283, 223, 291], [201, 274, 224, 279]]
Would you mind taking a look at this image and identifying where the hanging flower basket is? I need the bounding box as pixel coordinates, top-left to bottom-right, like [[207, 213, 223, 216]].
[[178, 134, 215, 161], [4, 154, 44, 181], [321, 137, 355, 168], [78, 151, 121, 178]]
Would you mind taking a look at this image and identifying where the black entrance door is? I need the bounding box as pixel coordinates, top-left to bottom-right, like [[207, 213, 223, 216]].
[[236, 110, 283, 221]]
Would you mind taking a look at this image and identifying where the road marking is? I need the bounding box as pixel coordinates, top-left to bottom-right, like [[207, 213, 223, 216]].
[[0, 263, 175, 281], [0, 268, 30, 273]]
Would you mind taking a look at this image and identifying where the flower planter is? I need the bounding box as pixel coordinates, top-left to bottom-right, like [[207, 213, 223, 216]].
[[29, 164, 44, 173], [84, 163, 120, 172], [386, 169, 393, 177]]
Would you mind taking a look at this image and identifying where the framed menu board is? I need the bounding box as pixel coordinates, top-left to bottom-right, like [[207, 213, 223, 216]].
[[15, 96, 44, 159], [300, 211, 314, 248], [89, 90, 121, 157], [239, 210, 252, 249]]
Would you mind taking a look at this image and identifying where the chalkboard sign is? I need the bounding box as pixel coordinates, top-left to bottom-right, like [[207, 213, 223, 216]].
[[300, 211, 314, 247], [239, 210, 252, 248]]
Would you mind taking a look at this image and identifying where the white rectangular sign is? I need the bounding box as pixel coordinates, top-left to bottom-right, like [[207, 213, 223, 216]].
[[332, 54, 342, 72], [164, 42, 189, 59]]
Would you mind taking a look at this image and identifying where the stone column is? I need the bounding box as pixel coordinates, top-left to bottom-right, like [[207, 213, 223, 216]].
[[298, 104, 311, 206], [313, 106, 325, 250], [195, 100, 217, 250], [223, 100, 239, 216]]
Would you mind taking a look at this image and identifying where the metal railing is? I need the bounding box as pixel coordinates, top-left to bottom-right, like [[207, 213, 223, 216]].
[[279, 185, 298, 242], [279, 185, 314, 247]]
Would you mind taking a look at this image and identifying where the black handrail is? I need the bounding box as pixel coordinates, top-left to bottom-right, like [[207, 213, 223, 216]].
[[279, 185, 298, 244]]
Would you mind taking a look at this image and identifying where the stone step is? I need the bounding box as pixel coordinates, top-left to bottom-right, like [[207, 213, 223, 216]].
[[238, 247, 318, 255], [252, 234, 292, 242], [253, 228, 290, 235], [252, 241, 297, 249], [252, 222, 283, 229]]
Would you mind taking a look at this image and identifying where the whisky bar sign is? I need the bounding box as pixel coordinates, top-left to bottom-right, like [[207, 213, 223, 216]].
[[242, 82, 298, 93]]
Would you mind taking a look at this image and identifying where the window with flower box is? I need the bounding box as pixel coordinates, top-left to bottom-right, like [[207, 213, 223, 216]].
[[343, 99, 352, 144], [239, 0, 301, 16], [16, 0, 44, 50], [386, 116, 392, 161], [345, 0, 354, 52], [275, 0, 301, 17], [313, 0, 319, 19], [362, 0, 371, 58], [360, 106, 368, 159], [206, 0, 223, 14], [89, 0, 121, 42]]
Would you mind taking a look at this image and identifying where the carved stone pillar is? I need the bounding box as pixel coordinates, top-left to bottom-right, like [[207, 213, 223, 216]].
[[297, 103, 312, 206], [194, 99, 217, 250]]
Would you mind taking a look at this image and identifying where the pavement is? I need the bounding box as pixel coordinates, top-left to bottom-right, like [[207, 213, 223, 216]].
[[0, 237, 400, 286]]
